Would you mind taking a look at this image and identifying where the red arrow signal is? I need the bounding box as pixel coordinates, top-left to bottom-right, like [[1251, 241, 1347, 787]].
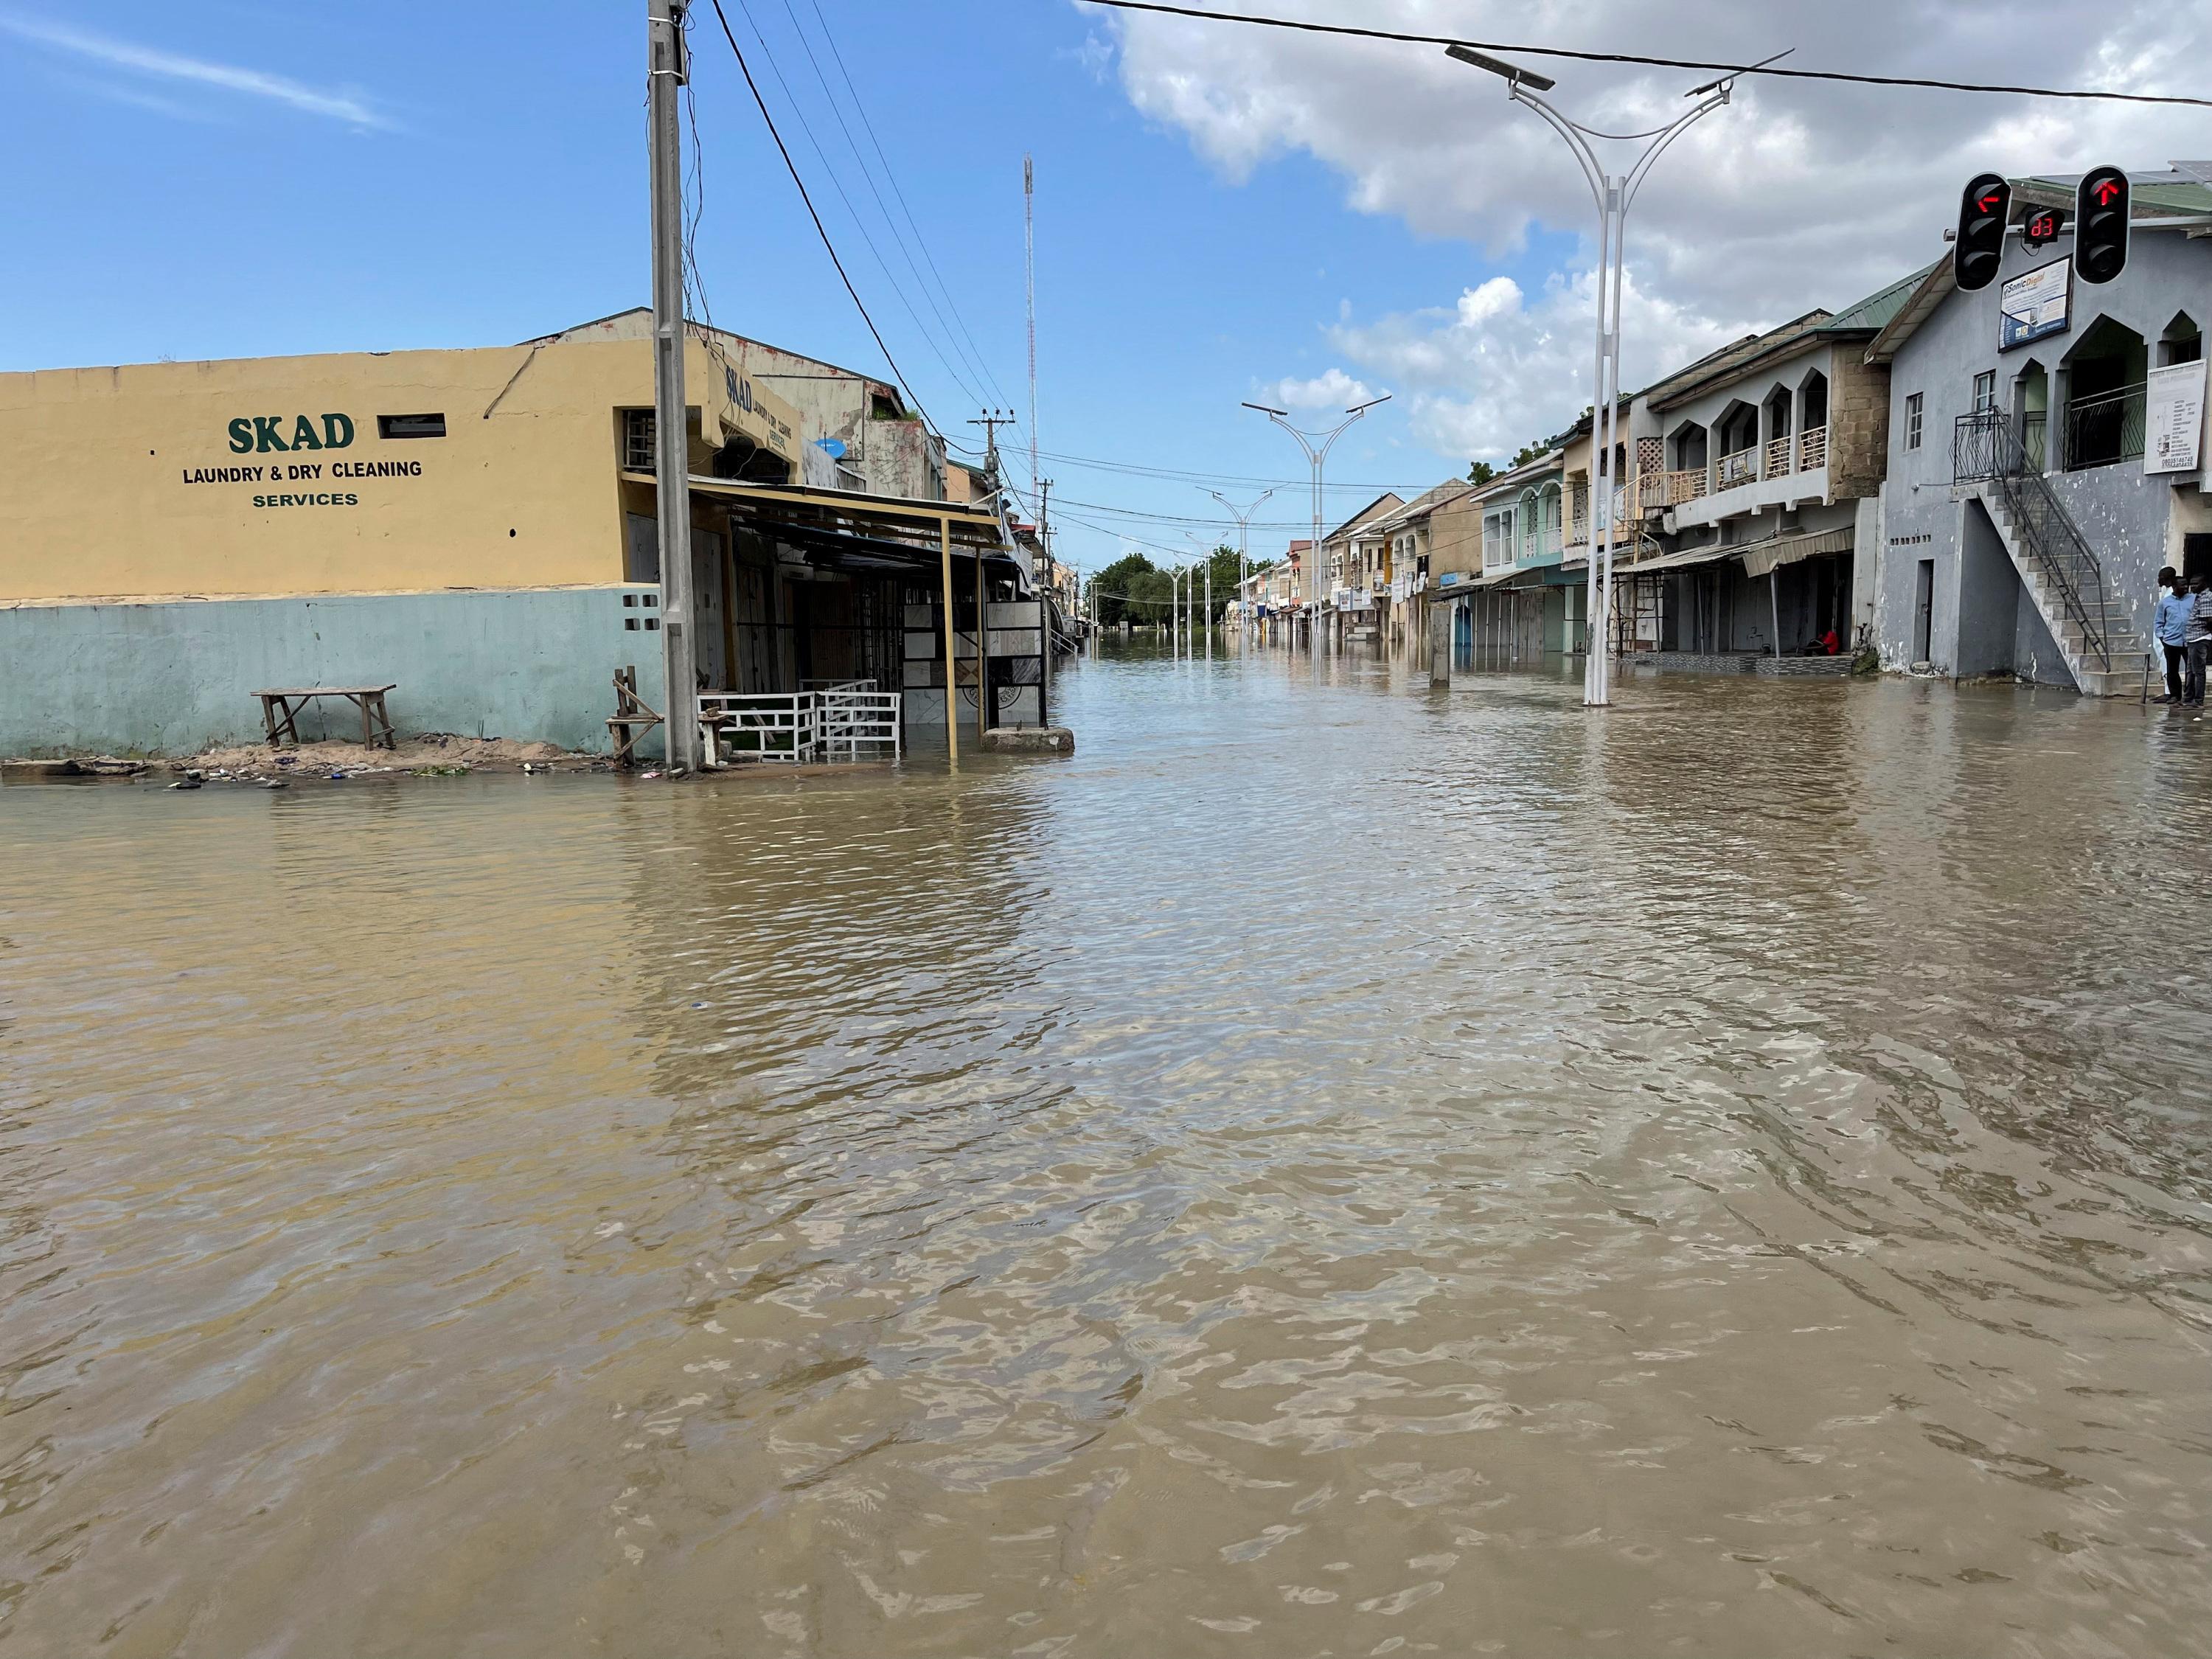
[[2093, 180, 2122, 206]]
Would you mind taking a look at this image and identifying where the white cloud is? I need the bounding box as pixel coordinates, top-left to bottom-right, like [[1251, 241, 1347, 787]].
[[0, 12, 389, 128], [1086, 0, 2212, 463], [1330, 270, 1742, 462], [1265, 366, 1380, 411]]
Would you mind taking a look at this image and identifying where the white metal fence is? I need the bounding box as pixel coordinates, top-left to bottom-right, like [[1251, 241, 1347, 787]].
[[818, 688, 902, 759], [700, 683, 901, 765]]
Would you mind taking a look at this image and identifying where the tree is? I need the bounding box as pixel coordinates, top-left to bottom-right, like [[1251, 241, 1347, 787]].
[[1510, 442, 1548, 469], [1204, 543, 1242, 623], [1124, 566, 1174, 627], [1467, 460, 1497, 486], [1085, 552, 1155, 629]]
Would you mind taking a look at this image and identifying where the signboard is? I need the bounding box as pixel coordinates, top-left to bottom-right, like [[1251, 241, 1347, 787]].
[[1999, 257, 2071, 352], [2146, 360, 2206, 475]]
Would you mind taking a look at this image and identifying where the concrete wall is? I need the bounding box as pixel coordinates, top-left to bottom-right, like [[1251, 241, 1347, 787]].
[[1829, 349, 1893, 501], [1873, 227, 2211, 676], [1955, 498, 2020, 678], [0, 587, 664, 758]]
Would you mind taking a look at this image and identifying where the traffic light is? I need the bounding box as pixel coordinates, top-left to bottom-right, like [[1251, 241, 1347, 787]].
[[1954, 173, 2011, 292], [2075, 165, 2131, 285]]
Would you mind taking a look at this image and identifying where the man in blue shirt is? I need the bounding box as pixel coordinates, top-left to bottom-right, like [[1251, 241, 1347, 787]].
[[2155, 566, 2193, 703]]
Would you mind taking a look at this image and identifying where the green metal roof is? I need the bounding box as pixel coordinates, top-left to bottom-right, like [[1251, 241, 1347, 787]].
[[2018, 171, 2212, 218], [1817, 262, 1938, 335]]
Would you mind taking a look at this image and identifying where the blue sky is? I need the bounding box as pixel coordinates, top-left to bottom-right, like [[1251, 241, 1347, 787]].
[[0, 1, 1574, 575], [4, 1, 2202, 577]]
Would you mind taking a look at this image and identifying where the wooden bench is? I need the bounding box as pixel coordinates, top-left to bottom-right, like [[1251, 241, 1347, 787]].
[[254, 685, 398, 750]]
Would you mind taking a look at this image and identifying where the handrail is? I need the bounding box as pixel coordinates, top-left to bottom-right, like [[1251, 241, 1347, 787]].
[[1952, 408, 2115, 670]]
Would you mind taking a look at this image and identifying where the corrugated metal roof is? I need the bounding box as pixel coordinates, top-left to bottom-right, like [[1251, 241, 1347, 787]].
[[1818, 263, 1938, 335], [1644, 311, 1833, 410], [2016, 170, 2212, 218]]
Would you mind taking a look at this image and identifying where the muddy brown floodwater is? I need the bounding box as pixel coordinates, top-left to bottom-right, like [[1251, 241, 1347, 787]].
[[2, 644, 2210, 1658]]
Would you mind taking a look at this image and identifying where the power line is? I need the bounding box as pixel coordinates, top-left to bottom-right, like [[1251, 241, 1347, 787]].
[[703, 0, 936, 431], [765, 0, 1011, 411], [1083, 0, 2212, 110], [1050, 495, 1321, 529], [726, 1, 995, 416], [1026, 444, 1431, 494], [799, 0, 1018, 414]]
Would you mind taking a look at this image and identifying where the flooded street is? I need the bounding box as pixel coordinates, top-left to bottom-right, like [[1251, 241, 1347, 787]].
[[4, 646, 2211, 1658]]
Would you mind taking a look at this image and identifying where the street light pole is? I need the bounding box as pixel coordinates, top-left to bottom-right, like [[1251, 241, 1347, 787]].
[[1446, 44, 1757, 706], [1183, 529, 1220, 661], [1206, 487, 1276, 641], [1244, 396, 1389, 657]]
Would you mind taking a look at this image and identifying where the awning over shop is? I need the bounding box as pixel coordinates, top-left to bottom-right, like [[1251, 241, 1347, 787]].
[[627, 472, 1029, 588], [1606, 543, 1743, 578], [1598, 525, 1855, 582], [1736, 524, 1854, 580]]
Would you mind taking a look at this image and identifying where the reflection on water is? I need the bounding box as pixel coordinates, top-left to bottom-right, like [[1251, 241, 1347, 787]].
[[3, 641, 2211, 1658]]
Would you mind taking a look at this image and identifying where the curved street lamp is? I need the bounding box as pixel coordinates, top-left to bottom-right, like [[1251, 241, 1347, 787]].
[[1446, 44, 1774, 704], [1244, 395, 1390, 654], [1206, 487, 1276, 639]]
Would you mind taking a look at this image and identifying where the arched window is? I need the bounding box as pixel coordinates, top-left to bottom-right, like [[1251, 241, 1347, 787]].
[[2161, 310, 2202, 367], [2061, 316, 2149, 470]]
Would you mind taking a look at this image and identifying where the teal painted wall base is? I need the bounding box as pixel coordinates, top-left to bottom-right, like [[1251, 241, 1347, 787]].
[[0, 588, 668, 758]]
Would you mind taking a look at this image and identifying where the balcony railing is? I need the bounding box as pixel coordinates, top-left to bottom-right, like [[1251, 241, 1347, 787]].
[[1717, 448, 1758, 490], [1641, 467, 1711, 510], [2062, 384, 2146, 471], [1798, 425, 1828, 470], [1764, 435, 1793, 476]]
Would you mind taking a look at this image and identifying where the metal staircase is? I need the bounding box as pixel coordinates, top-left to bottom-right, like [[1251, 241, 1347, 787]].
[[1952, 411, 2149, 697]]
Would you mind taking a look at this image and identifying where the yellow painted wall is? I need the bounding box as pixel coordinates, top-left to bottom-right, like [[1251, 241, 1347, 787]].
[[0, 336, 802, 602]]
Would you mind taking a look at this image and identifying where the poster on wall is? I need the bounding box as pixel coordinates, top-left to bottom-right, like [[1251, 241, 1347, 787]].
[[2146, 359, 2206, 475], [1999, 258, 2071, 352]]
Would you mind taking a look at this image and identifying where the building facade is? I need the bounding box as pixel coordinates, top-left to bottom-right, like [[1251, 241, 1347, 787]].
[[1615, 273, 1913, 667], [0, 318, 1038, 757], [1865, 172, 2212, 692]]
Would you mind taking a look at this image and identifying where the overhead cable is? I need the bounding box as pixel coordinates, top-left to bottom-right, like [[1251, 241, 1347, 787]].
[[759, 0, 1008, 413], [703, 0, 936, 431], [727, 0, 997, 415], [1082, 0, 2212, 110], [797, 0, 1018, 413]]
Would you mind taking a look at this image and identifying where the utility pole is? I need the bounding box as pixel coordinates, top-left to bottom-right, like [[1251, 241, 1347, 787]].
[[649, 0, 701, 771], [1037, 476, 1054, 721], [970, 410, 1017, 489]]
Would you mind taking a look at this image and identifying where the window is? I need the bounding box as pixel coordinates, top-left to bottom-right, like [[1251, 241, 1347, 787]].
[[1972, 371, 1997, 413], [623, 408, 655, 472], [376, 413, 446, 440], [1904, 393, 1923, 451]]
